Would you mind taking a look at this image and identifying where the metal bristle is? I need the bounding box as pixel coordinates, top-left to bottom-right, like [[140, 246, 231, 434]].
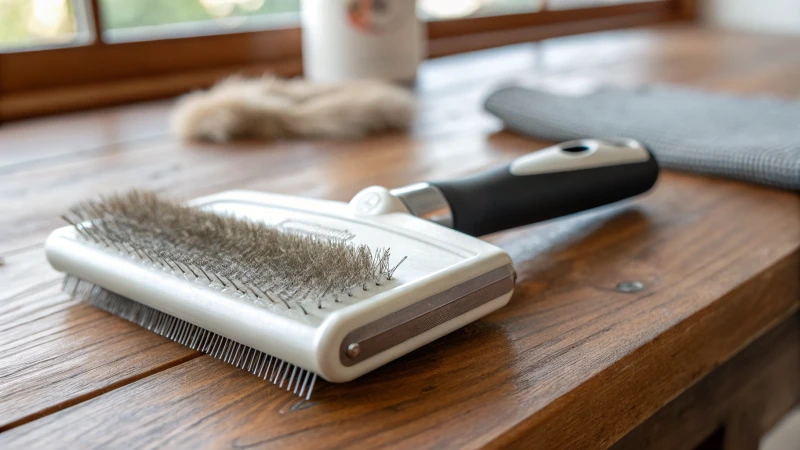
[[62, 190, 406, 311], [65, 275, 318, 400]]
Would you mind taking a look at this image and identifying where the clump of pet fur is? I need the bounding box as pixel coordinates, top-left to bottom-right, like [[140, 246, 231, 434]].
[[171, 76, 415, 142]]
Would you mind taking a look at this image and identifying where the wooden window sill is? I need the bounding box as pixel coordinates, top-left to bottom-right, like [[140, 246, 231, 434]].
[[1, 1, 685, 121]]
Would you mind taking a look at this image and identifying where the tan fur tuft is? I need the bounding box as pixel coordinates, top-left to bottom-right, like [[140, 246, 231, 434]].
[[170, 76, 415, 142]]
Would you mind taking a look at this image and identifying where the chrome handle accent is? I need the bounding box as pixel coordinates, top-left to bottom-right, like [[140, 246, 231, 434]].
[[389, 182, 454, 228]]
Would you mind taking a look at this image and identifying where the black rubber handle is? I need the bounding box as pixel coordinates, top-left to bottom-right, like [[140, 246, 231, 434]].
[[429, 139, 659, 237]]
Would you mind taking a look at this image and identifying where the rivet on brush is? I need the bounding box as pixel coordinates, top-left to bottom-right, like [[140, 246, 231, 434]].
[[346, 343, 360, 359]]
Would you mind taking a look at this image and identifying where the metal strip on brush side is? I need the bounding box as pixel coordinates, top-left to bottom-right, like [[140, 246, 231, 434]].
[[339, 265, 515, 366]]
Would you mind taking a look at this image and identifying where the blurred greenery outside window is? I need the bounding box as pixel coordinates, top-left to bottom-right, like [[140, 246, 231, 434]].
[[100, 0, 303, 42], [0, 0, 661, 51], [0, 0, 86, 51]]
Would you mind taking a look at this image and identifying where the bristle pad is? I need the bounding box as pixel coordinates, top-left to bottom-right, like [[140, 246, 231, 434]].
[[65, 275, 317, 400], [61, 190, 405, 313]]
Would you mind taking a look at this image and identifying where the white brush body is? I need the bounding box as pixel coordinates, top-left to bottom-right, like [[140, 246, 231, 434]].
[[46, 190, 513, 383]]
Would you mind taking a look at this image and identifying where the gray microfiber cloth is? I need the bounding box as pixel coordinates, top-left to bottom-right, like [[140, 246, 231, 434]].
[[484, 84, 800, 191]]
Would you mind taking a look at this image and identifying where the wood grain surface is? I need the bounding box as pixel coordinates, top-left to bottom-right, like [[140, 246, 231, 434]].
[[0, 24, 799, 449], [612, 313, 800, 450]]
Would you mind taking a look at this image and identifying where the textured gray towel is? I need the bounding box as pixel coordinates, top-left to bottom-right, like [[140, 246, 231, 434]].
[[484, 85, 800, 191]]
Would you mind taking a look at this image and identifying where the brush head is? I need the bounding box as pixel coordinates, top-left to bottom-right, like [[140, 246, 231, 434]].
[[62, 191, 398, 312], [46, 190, 513, 388]]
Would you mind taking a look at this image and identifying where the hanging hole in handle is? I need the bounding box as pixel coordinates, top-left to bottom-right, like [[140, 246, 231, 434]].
[[561, 145, 592, 153]]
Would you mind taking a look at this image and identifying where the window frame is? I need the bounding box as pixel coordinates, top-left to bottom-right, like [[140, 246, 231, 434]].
[[0, 0, 696, 120]]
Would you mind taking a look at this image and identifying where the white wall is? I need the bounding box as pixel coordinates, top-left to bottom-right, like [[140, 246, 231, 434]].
[[703, 0, 800, 35]]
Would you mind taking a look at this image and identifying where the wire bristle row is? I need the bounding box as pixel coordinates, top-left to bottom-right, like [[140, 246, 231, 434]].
[[65, 275, 318, 399], [62, 190, 406, 312]]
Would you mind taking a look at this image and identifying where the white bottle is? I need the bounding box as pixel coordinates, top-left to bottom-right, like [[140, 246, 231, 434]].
[[301, 0, 424, 83]]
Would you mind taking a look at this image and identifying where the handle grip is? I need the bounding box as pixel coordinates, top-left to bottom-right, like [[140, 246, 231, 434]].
[[428, 139, 658, 236]]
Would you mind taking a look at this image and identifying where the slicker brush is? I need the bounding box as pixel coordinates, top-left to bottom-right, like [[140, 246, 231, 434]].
[[46, 139, 658, 399]]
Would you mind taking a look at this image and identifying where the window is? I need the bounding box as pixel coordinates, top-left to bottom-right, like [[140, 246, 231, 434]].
[[419, 0, 544, 20], [0, 0, 89, 51], [548, 0, 664, 9], [99, 0, 301, 42], [1, 0, 693, 120]]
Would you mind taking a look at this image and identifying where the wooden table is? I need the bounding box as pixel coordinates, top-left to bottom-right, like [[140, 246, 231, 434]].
[[1, 24, 798, 450]]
